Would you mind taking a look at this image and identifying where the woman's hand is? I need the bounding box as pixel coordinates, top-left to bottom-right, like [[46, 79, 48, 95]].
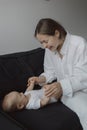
[[43, 82, 63, 100]]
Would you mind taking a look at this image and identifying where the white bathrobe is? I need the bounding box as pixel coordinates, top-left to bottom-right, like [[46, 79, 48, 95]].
[[40, 33, 87, 130]]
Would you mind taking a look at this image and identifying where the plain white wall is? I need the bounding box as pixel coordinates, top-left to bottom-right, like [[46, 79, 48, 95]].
[[0, 0, 87, 54]]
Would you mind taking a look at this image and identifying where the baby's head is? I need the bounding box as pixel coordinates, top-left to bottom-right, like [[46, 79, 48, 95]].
[[2, 91, 27, 112]]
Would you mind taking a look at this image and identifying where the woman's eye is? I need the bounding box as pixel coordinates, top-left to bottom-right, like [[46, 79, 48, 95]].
[[45, 41, 48, 43], [41, 40, 48, 44]]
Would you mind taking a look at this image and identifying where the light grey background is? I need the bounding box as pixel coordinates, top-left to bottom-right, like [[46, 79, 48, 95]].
[[0, 0, 87, 55]]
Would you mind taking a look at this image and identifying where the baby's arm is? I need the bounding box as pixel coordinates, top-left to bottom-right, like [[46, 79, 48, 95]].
[[26, 81, 34, 91]]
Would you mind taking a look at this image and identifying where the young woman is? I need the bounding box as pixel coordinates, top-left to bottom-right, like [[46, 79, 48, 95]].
[[27, 18, 87, 130]]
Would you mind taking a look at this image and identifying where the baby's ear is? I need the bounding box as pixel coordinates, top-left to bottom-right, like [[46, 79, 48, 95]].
[[17, 104, 24, 110]]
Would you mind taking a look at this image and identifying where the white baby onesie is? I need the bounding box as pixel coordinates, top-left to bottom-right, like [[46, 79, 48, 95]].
[[24, 88, 57, 109]]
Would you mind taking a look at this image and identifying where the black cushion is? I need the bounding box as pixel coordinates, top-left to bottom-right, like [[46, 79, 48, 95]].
[[0, 48, 44, 100], [9, 102, 82, 130]]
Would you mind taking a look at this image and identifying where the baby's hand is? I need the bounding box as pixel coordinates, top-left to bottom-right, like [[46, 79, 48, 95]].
[[27, 76, 39, 86], [30, 80, 34, 86], [27, 80, 34, 87], [26, 80, 34, 91]]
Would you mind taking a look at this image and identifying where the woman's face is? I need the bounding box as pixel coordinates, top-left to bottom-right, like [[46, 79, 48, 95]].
[[36, 30, 63, 52]]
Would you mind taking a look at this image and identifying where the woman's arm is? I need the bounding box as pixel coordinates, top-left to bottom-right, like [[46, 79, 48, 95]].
[[60, 38, 87, 97]]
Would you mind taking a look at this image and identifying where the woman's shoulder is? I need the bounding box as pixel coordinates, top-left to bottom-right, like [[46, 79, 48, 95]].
[[71, 34, 85, 41], [70, 34, 87, 47]]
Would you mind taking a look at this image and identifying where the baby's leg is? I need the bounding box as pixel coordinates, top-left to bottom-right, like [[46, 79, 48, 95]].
[[40, 97, 50, 107]]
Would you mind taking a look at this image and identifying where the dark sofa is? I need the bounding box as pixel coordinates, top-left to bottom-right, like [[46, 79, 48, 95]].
[[0, 48, 83, 130]]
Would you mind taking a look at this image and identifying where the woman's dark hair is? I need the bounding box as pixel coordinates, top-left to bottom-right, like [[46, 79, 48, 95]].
[[34, 18, 67, 39]]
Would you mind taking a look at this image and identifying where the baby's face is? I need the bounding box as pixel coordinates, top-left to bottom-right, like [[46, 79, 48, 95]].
[[8, 91, 26, 108]]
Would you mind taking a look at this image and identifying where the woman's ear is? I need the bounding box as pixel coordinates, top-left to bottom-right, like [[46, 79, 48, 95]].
[[17, 103, 24, 110], [55, 30, 60, 38]]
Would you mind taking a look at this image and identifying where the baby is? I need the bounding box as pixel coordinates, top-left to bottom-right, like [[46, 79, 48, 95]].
[[2, 81, 58, 112]]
